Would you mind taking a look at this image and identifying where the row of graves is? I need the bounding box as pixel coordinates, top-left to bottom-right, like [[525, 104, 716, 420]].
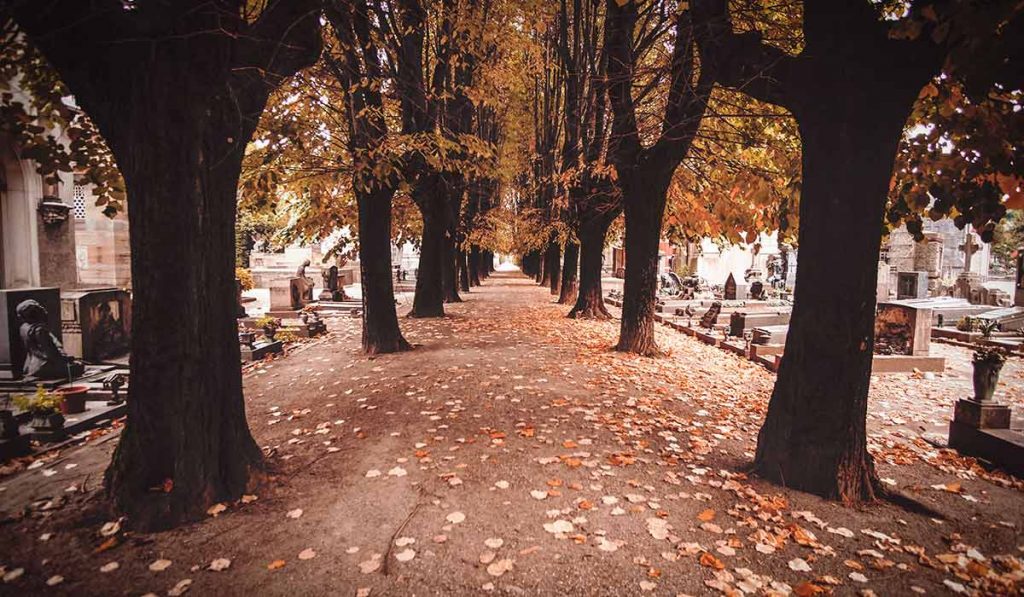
[[235, 260, 362, 362], [605, 248, 1024, 476], [0, 286, 131, 460]]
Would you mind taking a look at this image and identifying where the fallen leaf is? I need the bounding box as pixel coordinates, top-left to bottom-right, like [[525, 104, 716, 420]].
[[208, 558, 231, 572], [149, 559, 172, 572]]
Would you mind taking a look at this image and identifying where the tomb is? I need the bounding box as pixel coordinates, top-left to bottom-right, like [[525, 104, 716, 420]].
[[59, 288, 131, 361], [874, 302, 933, 356], [871, 301, 945, 372]]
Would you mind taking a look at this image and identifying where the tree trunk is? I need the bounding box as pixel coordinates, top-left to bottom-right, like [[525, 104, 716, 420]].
[[754, 104, 910, 502], [558, 241, 579, 304], [546, 240, 561, 295], [410, 211, 445, 317], [105, 102, 261, 530], [538, 248, 548, 285], [615, 178, 668, 356], [357, 187, 412, 354], [442, 232, 462, 303], [483, 250, 494, 275], [458, 248, 470, 292], [569, 214, 614, 319], [469, 244, 482, 286]]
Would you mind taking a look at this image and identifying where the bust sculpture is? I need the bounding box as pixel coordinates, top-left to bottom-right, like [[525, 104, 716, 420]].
[[17, 299, 85, 380]]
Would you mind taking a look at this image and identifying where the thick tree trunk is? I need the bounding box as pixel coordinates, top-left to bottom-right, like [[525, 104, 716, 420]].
[[458, 248, 470, 292], [558, 241, 579, 304], [546, 240, 561, 295], [410, 211, 445, 317], [105, 103, 261, 530], [469, 245, 482, 286], [442, 232, 462, 303], [483, 250, 494, 275], [358, 187, 412, 354], [569, 214, 614, 319], [754, 105, 909, 502], [615, 178, 668, 356]]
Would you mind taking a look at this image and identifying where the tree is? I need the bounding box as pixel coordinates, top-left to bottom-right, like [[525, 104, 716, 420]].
[[325, 0, 412, 353], [606, 0, 713, 355], [694, 0, 1021, 502], [8, 0, 322, 528]]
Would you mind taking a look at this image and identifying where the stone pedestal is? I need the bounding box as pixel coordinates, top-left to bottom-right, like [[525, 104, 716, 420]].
[[953, 398, 1011, 429], [948, 398, 1023, 477]]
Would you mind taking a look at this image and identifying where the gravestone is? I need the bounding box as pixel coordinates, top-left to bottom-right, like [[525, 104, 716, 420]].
[[60, 288, 131, 361], [874, 302, 933, 356], [723, 274, 737, 300], [0, 288, 61, 379], [896, 271, 928, 300], [320, 265, 345, 301], [699, 301, 722, 329]]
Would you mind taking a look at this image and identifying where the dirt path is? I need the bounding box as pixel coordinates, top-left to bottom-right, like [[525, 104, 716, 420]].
[[1, 271, 1021, 596]]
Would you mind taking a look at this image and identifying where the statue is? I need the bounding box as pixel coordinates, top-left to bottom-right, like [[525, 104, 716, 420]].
[[17, 299, 85, 380], [92, 300, 129, 360], [320, 265, 346, 301], [290, 259, 315, 308]]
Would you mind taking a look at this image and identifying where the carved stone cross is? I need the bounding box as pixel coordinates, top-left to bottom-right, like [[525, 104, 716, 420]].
[[959, 231, 980, 274]]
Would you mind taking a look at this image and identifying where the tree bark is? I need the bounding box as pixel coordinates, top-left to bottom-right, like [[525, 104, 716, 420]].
[[358, 187, 412, 354], [558, 241, 579, 304], [104, 99, 262, 529], [409, 209, 446, 317], [546, 240, 561, 295], [458, 248, 470, 292], [469, 244, 482, 286], [569, 213, 615, 319], [753, 102, 912, 502], [615, 177, 669, 356]]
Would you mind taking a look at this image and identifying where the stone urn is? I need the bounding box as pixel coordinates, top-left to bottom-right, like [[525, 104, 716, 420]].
[[972, 347, 1006, 402], [263, 325, 277, 342]]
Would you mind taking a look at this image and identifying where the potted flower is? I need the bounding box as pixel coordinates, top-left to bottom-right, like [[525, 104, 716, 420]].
[[255, 315, 279, 341], [14, 386, 66, 440], [54, 385, 89, 414], [971, 346, 1007, 402]]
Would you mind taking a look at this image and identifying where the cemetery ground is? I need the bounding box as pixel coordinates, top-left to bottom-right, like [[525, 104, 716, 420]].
[[1, 272, 1022, 596]]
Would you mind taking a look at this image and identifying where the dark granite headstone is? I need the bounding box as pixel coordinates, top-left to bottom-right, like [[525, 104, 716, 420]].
[[723, 274, 737, 300]]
